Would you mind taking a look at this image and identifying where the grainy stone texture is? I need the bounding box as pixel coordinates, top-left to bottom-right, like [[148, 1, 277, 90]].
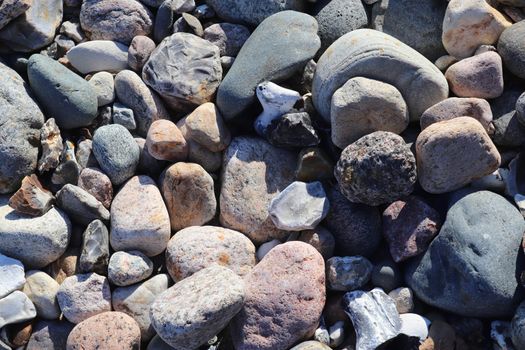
[[23, 270, 60, 320], [498, 21, 525, 80], [78, 167, 113, 209], [185, 102, 231, 152], [8, 175, 54, 217], [150, 265, 245, 350], [38, 118, 63, 173], [291, 341, 332, 350], [78, 220, 109, 275], [67, 40, 129, 74], [203, 23, 250, 57], [128, 35, 156, 71], [108, 250, 153, 286], [166, 226, 256, 282], [0, 291, 36, 329], [26, 320, 74, 350], [56, 184, 110, 226], [326, 256, 373, 291], [0, 253, 25, 299], [266, 111, 320, 148], [146, 120, 188, 162], [230, 242, 325, 350], [0, 0, 31, 30], [296, 226, 335, 259]]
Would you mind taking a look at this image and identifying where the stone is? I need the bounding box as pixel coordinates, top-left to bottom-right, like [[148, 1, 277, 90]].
[[150, 265, 245, 350], [434, 55, 459, 71], [0, 196, 70, 268], [445, 52, 504, 99], [153, 0, 174, 43], [143, 32, 222, 111], [499, 21, 525, 80], [326, 256, 373, 291], [492, 111, 525, 148], [330, 77, 409, 148], [230, 242, 325, 350], [382, 196, 441, 263], [66, 311, 141, 349], [442, 0, 511, 58], [267, 112, 320, 148], [135, 138, 167, 178], [313, 29, 448, 123], [291, 341, 332, 350], [78, 167, 113, 209], [296, 226, 335, 259], [57, 273, 111, 324], [371, 258, 402, 292], [46, 247, 79, 285], [38, 118, 63, 173], [0, 0, 31, 30], [344, 288, 401, 350], [108, 251, 153, 286], [335, 131, 416, 206], [491, 321, 514, 350], [512, 301, 525, 349], [517, 92, 525, 127], [0, 62, 44, 194], [92, 124, 140, 185], [79, 220, 110, 275], [23, 270, 60, 320], [0, 291, 36, 329], [269, 181, 329, 231], [181, 13, 203, 37], [161, 162, 216, 230], [115, 70, 170, 136], [186, 140, 222, 173], [128, 35, 155, 71], [220, 137, 296, 244], [112, 102, 137, 130], [51, 142, 81, 189], [406, 190, 525, 318], [203, 23, 250, 57], [295, 147, 334, 182], [217, 11, 320, 121], [416, 117, 500, 194], [27, 54, 98, 129], [0, 0, 62, 52], [419, 320, 455, 350], [0, 254, 25, 299], [256, 239, 281, 261], [165, 226, 256, 282], [76, 139, 98, 170], [56, 184, 110, 225], [111, 175, 171, 257], [60, 21, 85, 43], [88, 72, 115, 107], [371, 0, 446, 60], [80, 0, 153, 44], [399, 313, 429, 341], [388, 287, 414, 314], [146, 120, 188, 162], [26, 320, 74, 350], [112, 274, 169, 341], [67, 40, 128, 74], [8, 175, 54, 217], [185, 102, 231, 152]]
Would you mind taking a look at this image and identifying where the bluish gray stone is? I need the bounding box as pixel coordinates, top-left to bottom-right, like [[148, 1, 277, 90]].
[[406, 190, 525, 318], [326, 256, 373, 292], [216, 11, 320, 121], [498, 21, 525, 80], [27, 54, 98, 129], [112, 102, 137, 131], [154, 0, 174, 43], [203, 22, 251, 57]]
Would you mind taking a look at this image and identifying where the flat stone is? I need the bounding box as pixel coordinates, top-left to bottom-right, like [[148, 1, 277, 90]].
[[78, 167, 113, 209], [108, 250, 153, 286], [26, 320, 74, 350], [185, 102, 231, 152], [56, 184, 110, 225], [88, 71, 115, 107], [267, 112, 320, 148], [27, 54, 98, 129], [79, 220, 109, 275], [38, 118, 63, 173], [110, 175, 171, 257], [146, 120, 188, 162], [150, 265, 245, 350], [8, 175, 54, 217], [112, 102, 136, 131], [67, 40, 128, 74], [203, 23, 250, 56], [296, 226, 335, 259], [0, 253, 25, 299], [128, 35, 155, 71], [23, 270, 60, 320], [0, 291, 36, 329], [326, 256, 373, 291], [0, 0, 31, 30], [165, 225, 256, 282], [498, 21, 525, 80]]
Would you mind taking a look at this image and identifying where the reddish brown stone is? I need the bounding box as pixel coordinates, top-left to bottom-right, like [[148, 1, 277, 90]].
[[78, 167, 113, 209], [145, 119, 188, 162], [8, 175, 54, 216]]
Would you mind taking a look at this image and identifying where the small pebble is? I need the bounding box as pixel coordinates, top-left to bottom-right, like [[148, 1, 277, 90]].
[[88, 71, 115, 107], [22, 270, 61, 320], [112, 102, 137, 130], [108, 251, 153, 287], [0, 253, 25, 299], [326, 256, 373, 291], [388, 287, 415, 314], [78, 220, 109, 275]]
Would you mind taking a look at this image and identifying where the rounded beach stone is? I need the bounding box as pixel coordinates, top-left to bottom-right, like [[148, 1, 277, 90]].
[[146, 120, 188, 162], [230, 242, 325, 350], [128, 35, 156, 71], [406, 190, 525, 318], [185, 102, 231, 152], [0, 196, 71, 269], [371, 259, 403, 292], [92, 124, 140, 186], [88, 72, 115, 107], [23, 270, 61, 320], [326, 256, 373, 291], [26, 320, 74, 350], [290, 341, 332, 350], [416, 117, 500, 194], [165, 226, 256, 282], [0, 253, 25, 299], [80, 0, 153, 44], [66, 311, 141, 350], [330, 77, 409, 148], [150, 265, 245, 350], [0, 290, 36, 329], [78, 167, 113, 209], [203, 23, 250, 57], [335, 131, 416, 206], [110, 175, 171, 257], [296, 226, 336, 259], [108, 251, 153, 287], [498, 21, 525, 80], [57, 273, 111, 324], [56, 184, 110, 226], [67, 40, 128, 74]]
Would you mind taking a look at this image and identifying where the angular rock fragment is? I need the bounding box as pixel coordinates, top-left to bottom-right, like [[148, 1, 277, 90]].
[[79, 220, 109, 275], [38, 118, 63, 173], [8, 175, 54, 217]]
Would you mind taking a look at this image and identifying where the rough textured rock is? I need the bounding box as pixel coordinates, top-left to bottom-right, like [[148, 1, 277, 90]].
[[0, 196, 70, 268], [0, 291, 36, 329], [146, 120, 188, 162], [203, 23, 250, 57], [0, 0, 31, 30], [406, 190, 525, 318], [26, 320, 74, 350], [217, 11, 320, 121], [143, 32, 222, 111], [27, 54, 98, 130], [326, 256, 373, 292], [416, 117, 500, 194], [108, 250, 153, 286], [166, 226, 256, 282], [267, 112, 320, 149], [56, 184, 110, 226], [185, 102, 231, 152], [79, 220, 110, 275], [66, 311, 141, 350], [111, 175, 171, 257], [8, 175, 54, 217], [113, 102, 137, 130], [498, 21, 525, 80], [150, 265, 245, 350], [313, 29, 448, 123], [230, 242, 325, 350], [78, 167, 113, 209], [220, 137, 296, 244], [38, 118, 63, 173], [80, 0, 153, 44], [128, 35, 156, 71], [0, 253, 25, 299], [23, 270, 60, 320]]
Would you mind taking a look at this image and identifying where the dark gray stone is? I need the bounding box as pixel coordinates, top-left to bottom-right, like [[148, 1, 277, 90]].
[[56, 184, 110, 226], [216, 11, 320, 121], [267, 112, 320, 148], [203, 22, 251, 57], [406, 190, 525, 318], [371, 258, 402, 293], [498, 21, 525, 80], [76, 139, 99, 169], [326, 256, 373, 291], [79, 220, 109, 275], [26, 320, 75, 350], [492, 111, 525, 148], [154, 0, 174, 43], [516, 92, 525, 127]]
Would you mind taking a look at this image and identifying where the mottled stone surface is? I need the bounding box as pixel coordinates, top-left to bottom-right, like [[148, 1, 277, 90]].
[[108, 250, 153, 286], [267, 112, 320, 148], [56, 184, 110, 226], [8, 175, 54, 217], [326, 256, 373, 292], [113, 103, 137, 130], [0, 253, 25, 299], [0, 0, 31, 30], [23, 270, 60, 320], [146, 120, 188, 162], [78, 167, 113, 209], [79, 220, 109, 275], [38, 118, 63, 173]]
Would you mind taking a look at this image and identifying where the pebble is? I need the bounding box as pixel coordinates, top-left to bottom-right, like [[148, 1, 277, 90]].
[[0, 291, 36, 329], [22, 270, 61, 320], [80, 0, 153, 44], [230, 242, 325, 350], [165, 225, 256, 282], [416, 117, 500, 194], [56, 272, 111, 324], [295, 147, 334, 182], [67, 40, 128, 74], [26, 320, 74, 350], [135, 138, 167, 178], [296, 226, 335, 259], [517, 92, 525, 127], [76, 139, 98, 170], [88, 71, 115, 106], [434, 54, 459, 71], [185, 102, 231, 152], [0, 0, 31, 30], [27, 54, 98, 129], [0, 196, 71, 268], [108, 250, 153, 286], [269, 181, 329, 231], [153, 0, 174, 43], [92, 124, 140, 185], [511, 301, 525, 349], [145, 120, 188, 162], [326, 256, 373, 291], [267, 111, 320, 148], [78, 167, 113, 209], [0, 254, 25, 299], [38, 118, 63, 173], [181, 13, 203, 37], [399, 313, 429, 341], [150, 265, 245, 350], [406, 190, 525, 318], [420, 320, 456, 350], [56, 184, 109, 225], [8, 175, 54, 217], [110, 175, 171, 257], [492, 111, 525, 148], [371, 258, 403, 293], [388, 287, 415, 314], [128, 35, 155, 71], [256, 239, 281, 261], [60, 21, 85, 43], [142, 32, 222, 111], [291, 341, 332, 350], [217, 11, 320, 121], [203, 23, 250, 57], [331, 77, 409, 148], [498, 21, 525, 80], [78, 220, 109, 275], [66, 311, 141, 350], [112, 102, 137, 130]]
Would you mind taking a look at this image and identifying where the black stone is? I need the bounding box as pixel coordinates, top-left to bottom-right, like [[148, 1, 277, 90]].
[[267, 112, 320, 148]]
